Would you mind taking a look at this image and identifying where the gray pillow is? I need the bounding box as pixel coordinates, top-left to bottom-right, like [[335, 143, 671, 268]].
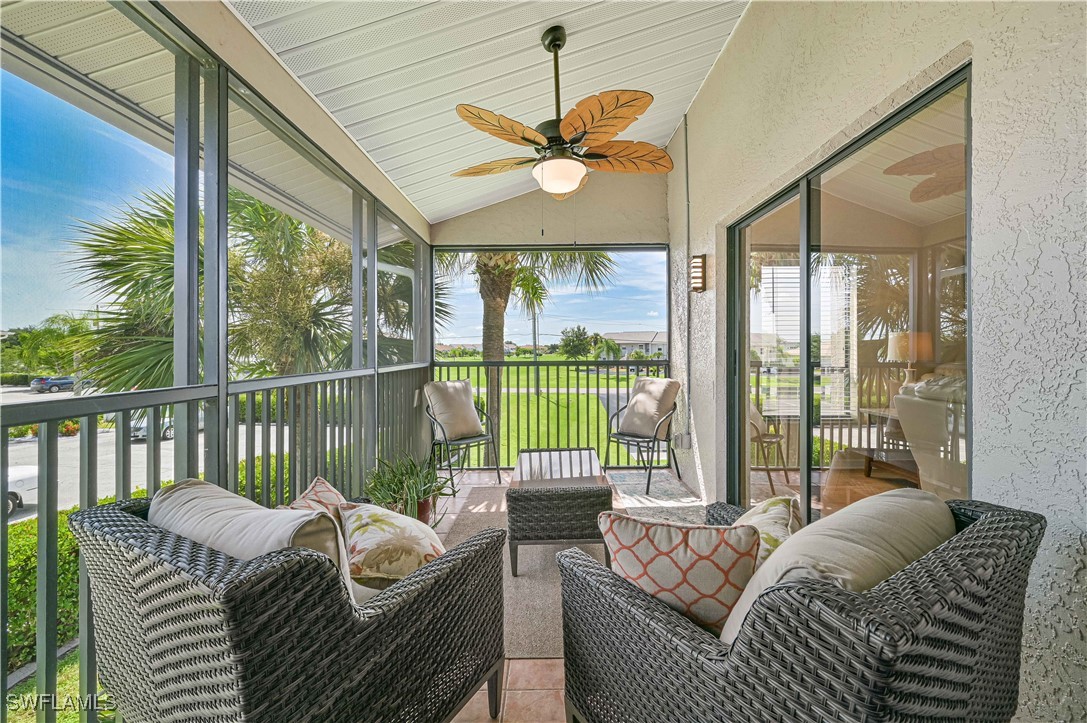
[[423, 379, 484, 441], [618, 376, 681, 440]]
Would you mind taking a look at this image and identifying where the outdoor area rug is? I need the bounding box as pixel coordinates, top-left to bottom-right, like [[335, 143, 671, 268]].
[[441, 470, 703, 659]]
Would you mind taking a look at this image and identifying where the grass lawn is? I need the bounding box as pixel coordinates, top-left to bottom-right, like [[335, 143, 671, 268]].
[[454, 390, 646, 468], [7, 649, 114, 722]]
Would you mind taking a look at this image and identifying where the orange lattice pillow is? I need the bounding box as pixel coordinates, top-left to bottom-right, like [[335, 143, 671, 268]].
[[598, 512, 760, 633]]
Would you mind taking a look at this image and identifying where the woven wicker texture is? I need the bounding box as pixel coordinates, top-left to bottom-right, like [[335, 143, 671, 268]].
[[69, 499, 506, 723], [506, 485, 613, 542], [559, 499, 1045, 723]]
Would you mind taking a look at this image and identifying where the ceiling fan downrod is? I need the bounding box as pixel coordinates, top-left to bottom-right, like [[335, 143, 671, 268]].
[[542, 25, 567, 123]]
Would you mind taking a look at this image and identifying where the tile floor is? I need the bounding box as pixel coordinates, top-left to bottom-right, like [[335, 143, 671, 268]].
[[440, 472, 568, 722]]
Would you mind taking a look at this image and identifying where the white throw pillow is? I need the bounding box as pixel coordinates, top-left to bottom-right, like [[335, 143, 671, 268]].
[[423, 379, 484, 441], [149, 478, 355, 599], [617, 376, 681, 440], [719, 488, 956, 645]]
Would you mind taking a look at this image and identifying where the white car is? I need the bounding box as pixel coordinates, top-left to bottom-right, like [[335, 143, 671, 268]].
[[6, 465, 37, 516], [131, 411, 205, 441]]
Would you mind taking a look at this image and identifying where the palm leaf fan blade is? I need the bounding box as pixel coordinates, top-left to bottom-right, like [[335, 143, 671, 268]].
[[456, 104, 548, 147], [452, 157, 537, 177], [559, 90, 653, 147], [582, 141, 672, 173]]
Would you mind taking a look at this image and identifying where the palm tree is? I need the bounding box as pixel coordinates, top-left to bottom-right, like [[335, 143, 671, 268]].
[[590, 334, 621, 361], [434, 251, 616, 461], [69, 188, 415, 391]]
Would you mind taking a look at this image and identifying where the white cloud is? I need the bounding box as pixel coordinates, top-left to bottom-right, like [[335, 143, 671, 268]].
[[647, 311, 660, 317]]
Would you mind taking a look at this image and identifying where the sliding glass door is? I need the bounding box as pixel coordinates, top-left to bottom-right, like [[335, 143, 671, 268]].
[[731, 71, 969, 521]]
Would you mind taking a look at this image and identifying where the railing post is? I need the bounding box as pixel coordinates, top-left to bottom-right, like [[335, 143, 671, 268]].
[[78, 415, 98, 722], [1, 434, 8, 722], [36, 421, 59, 723]]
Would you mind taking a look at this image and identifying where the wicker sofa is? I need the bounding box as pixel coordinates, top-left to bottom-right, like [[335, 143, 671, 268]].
[[68, 498, 505, 723], [558, 499, 1045, 723]]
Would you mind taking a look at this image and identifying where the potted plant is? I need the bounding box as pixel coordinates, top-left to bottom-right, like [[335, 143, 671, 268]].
[[365, 454, 456, 525]]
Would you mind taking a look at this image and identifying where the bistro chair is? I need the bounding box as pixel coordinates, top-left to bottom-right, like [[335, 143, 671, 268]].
[[424, 379, 502, 485], [748, 400, 790, 494], [603, 376, 682, 494]]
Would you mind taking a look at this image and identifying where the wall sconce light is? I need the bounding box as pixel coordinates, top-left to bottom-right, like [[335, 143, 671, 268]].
[[689, 254, 707, 293]]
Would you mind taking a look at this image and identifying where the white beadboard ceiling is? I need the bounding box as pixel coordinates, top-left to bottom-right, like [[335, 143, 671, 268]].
[[228, 0, 748, 223]]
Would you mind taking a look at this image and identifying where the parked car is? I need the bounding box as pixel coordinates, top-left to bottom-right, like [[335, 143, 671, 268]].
[[31, 376, 76, 393], [6, 465, 37, 516], [131, 411, 205, 441]]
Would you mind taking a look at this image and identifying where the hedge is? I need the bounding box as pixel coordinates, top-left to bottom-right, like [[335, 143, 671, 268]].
[[5, 489, 148, 675], [6, 448, 347, 675], [1, 373, 32, 386]]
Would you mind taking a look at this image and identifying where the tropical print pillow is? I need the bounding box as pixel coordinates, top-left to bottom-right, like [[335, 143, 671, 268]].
[[338, 502, 445, 588], [283, 477, 347, 523], [734, 496, 804, 569]]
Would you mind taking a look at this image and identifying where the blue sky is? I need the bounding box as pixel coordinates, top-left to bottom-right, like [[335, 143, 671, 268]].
[[0, 69, 669, 343], [1, 69, 173, 329], [436, 250, 669, 347]]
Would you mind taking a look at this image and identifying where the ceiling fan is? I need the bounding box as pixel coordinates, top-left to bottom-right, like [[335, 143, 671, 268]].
[[883, 143, 966, 202], [451, 25, 673, 200]]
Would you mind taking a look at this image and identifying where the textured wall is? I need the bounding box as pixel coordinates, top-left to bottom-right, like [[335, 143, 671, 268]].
[[430, 173, 667, 247], [666, 2, 1085, 718]]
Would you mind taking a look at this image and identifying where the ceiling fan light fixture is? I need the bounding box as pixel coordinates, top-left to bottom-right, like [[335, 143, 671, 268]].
[[532, 155, 587, 195]]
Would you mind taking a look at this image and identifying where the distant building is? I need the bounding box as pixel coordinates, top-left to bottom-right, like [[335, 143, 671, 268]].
[[602, 331, 668, 358]]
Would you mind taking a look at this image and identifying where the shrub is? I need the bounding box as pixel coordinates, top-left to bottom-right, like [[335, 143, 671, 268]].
[[0, 373, 31, 386], [59, 419, 80, 437], [5, 489, 148, 675], [7, 424, 36, 440]]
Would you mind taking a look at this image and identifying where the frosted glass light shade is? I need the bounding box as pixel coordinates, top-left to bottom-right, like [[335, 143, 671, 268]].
[[532, 156, 587, 194]]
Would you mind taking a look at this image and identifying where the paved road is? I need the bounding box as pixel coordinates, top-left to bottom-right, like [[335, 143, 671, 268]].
[[1, 386, 79, 406], [6, 427, 269, 524]]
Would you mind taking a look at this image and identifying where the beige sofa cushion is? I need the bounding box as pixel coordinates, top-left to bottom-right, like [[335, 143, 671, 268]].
[[149, 478, 354, 597], [424, 379, 484, 441], [719, 488, 956, 645], [618, 376, 681, 440]]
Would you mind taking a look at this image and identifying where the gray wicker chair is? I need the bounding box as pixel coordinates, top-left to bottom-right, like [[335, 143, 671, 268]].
[[558, 499, 1046, 723], [68, 498, 506, 723]]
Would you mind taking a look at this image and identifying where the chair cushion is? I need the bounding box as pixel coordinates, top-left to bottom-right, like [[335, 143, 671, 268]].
[[599, 511, 760, 634], [281, 476, 347, 523], [618, 376, 681, 440], [734, 496, 804, 569], [339, 502, 446, 589], [424, 379, 484, 441], [149, 478, 353, 592], [720, 488, 956, 645]]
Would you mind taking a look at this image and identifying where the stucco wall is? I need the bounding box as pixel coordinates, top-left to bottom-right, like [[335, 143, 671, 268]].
[[430, 173, 667, 247], [666, 2, 1085, 718]]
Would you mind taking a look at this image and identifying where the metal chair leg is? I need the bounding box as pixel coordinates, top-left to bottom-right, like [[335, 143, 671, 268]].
[[670, 444, 682, 480], [756, 439, 776, 495], [645, 440, 656, 495], [444, 440, 456, 488], [490, 436, 502, 485], [777, 439, 791, 487], [603, 436, 612, 474]]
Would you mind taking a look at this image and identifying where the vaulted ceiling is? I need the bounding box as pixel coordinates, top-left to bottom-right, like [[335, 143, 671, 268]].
[[228, 1, 747, 223]]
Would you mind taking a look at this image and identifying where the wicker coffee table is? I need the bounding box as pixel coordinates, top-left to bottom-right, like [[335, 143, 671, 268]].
[[506, 448, 614, 577]]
